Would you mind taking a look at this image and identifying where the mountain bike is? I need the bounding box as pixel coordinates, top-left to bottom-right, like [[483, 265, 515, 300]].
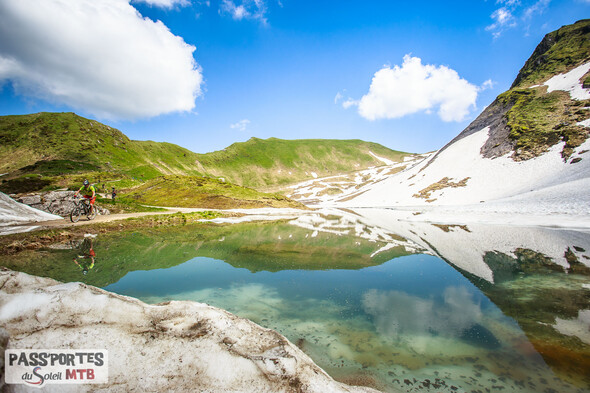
[[70, 196, 97, 222]]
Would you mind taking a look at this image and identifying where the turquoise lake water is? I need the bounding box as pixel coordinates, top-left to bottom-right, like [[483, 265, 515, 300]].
[[3, 210, 588, 392], [97, 212, 590, 393]]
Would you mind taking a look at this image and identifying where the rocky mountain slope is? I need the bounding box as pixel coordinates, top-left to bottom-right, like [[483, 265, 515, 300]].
[[291, 20, 590, 214]]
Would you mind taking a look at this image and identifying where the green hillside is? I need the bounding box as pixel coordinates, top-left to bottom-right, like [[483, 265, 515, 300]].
[[195, 137, 409, 189], [511, 19, 590, 89], [0, 112, 410, 194], [121, 175, 304, 209], [0, 112, 202, 179]]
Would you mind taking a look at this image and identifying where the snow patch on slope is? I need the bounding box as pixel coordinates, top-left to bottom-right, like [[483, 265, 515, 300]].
[[368, 151, 395, 165], [544, 62, 590, 100], [336, 127, 590, 212], [287, 154, 429, 205]]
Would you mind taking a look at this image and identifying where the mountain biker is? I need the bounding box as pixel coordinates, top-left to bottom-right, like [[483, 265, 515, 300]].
[[74, 179, 96, 215]]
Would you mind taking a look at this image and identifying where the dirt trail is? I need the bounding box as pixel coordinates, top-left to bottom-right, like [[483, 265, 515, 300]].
[[26, 207, 211, 230]]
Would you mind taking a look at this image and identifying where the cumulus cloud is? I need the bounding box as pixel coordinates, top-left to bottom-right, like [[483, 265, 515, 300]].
[[0, 0, 203, 120], [220, 0, 268, 24], [230, 119, 250, 131], [348, 55, 478, 122], [334, 90, 359, 109]]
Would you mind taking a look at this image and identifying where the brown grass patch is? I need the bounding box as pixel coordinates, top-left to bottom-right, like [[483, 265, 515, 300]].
[[413, 177, 470, 202]]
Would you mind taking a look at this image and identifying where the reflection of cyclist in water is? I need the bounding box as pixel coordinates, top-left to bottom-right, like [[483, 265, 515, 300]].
[[73, 238, 96, 275]]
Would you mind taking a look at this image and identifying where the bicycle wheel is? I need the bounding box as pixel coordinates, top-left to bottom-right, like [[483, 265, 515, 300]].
[[87, 206, 97, 221], [70, 207, 82, 223]]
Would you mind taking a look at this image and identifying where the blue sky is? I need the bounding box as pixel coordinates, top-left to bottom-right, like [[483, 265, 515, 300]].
[[0, 0, 588, 154]]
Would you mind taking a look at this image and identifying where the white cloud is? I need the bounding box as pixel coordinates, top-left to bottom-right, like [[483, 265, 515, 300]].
[[481, 79, 496, 90], [220, 0, 268, 24], [485, 7, 516, 38], [349, 55, 478, 122], [335, 90, 358, 108], [523, 0, 550, 20], [342, 99, 358, 110], [486, 0, 554, 38], [496, 0, 520, 6], [230, 119, 250, 131], [131, 0, 189, 7], [0, 0, 203, 120]]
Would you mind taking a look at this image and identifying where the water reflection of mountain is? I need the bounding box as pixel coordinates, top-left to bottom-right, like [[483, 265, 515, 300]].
[[291, 208, 590, 388], [0, 219, 411, 288]]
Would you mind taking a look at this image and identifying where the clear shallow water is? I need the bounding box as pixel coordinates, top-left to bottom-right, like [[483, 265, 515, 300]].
[[2, 210, 589, 392], [103, 253, 585, 393]]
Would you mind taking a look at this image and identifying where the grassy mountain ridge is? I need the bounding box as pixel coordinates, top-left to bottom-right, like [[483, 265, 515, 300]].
[[0, 112, 203, 179], [195, 137, 409, 189], [511, 19, 590, 89], [0, 112, 409, 194]]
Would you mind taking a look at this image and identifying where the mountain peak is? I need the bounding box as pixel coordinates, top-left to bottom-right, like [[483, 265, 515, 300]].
[[511, 19, 590, 89]]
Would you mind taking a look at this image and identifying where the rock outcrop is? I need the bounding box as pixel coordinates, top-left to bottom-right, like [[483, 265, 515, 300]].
[[16, 190, 110, 217], [0, 269, 380, 393], [0, 191, 61, 231]]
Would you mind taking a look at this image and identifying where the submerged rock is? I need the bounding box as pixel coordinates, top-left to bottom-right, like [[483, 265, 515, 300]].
[[0, 269, 380, 393]]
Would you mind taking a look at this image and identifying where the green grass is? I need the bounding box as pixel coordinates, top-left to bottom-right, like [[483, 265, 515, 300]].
[[484, 20, 590, 160], [195, 137, 411, 188], [121, 175, 305, 209], [512, 19, 590, 88], [497, 88, 589, 160], [0, 112, 203, 180], [95, 196, 167, 214]]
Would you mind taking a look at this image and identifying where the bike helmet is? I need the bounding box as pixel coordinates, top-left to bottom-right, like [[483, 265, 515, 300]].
[[83, 179, 89, 186]]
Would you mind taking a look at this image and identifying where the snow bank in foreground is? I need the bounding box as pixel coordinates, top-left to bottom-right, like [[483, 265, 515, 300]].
[[0, 269, 379, 393], [0, 192, 61, 231]]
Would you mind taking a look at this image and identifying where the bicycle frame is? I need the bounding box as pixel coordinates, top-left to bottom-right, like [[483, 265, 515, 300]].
[[70, 197, 97, 222]]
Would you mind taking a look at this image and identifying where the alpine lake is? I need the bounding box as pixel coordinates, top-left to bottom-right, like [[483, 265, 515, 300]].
[[2, 208, 589, 393]]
